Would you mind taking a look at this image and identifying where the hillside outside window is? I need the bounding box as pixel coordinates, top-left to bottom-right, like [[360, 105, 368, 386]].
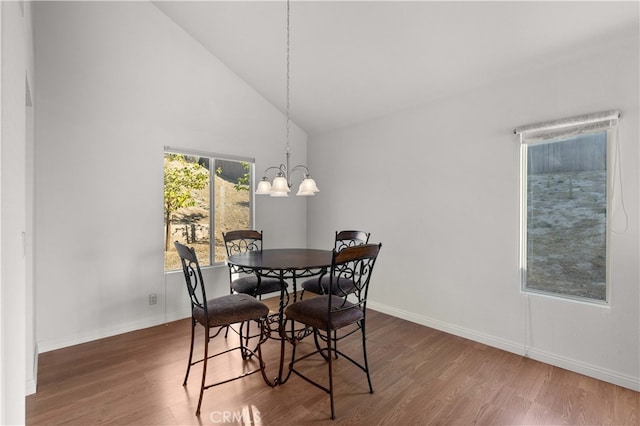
[[163, 149, 253, 271], [515, 111, 620, 303]]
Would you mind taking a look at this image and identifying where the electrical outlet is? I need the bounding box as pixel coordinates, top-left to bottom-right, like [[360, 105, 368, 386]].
[[149, 293, 157, 305]]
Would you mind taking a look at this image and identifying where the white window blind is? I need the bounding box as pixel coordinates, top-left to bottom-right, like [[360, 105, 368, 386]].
[[514, 110, 620, 144]]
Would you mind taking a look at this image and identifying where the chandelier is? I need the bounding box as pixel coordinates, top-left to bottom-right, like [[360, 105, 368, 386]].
[[255, 0, 319, 197]]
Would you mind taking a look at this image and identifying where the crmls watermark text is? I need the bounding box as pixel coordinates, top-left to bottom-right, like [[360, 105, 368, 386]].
[[209, 408, 262, 424]]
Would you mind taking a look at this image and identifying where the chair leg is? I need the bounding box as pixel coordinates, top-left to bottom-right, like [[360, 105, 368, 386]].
[[314, 329, 330, 361], [183, 318, 196, 386], [327, 328, 336, 420], [244, 320, 252, 356], [239, 321, 249, 360], [257, 318, 275, 387], [287, 319, 297, 368], [314, 328, 339, 361], [196, 329, 210, 416], [361, 320, 373, 394]]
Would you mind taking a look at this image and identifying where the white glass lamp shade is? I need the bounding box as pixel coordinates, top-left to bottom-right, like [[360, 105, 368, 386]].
[[255, 178, 272, 195], [270, 175, 290, 197], [296, 177, 319, 196]]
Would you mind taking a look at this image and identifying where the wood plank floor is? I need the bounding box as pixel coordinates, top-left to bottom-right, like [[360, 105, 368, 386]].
[[27, 298, 639, 425]]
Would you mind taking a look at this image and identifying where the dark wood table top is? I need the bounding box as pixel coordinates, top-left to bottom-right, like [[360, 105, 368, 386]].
[[227, 248, 333, 271]]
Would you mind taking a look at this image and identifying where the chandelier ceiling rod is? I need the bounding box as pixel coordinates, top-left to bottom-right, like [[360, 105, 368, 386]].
[[255, 0, 319, 197]]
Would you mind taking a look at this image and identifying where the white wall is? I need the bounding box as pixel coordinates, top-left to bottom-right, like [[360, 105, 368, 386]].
[[308, 37, 640, 390], [1, 0, 35, 422], [23, 0, 37, 398], [34, 1, 308, 352]]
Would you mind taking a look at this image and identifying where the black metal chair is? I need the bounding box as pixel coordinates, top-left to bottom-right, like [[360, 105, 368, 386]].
[[284, 243, 382, 419], [300, 230, 370, 298], [174, 241, 270, 416], [222, 230, 287, 298]]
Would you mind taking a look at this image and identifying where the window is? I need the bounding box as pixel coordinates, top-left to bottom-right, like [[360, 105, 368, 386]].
[[516, 111, 620, 303], [164, 150, 253, 271]]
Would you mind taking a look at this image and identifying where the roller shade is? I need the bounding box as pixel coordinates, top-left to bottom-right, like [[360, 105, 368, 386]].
[[514, 110, 620, 144]]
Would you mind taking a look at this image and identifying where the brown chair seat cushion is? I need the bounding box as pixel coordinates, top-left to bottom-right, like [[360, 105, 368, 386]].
[[232, 276, 285, 296], [193, 294, 269, 328], [301, 275, 356, 296], [284, 295, 363, 331]]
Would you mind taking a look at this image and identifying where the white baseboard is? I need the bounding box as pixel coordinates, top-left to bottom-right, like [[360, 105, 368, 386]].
[[368, 301, 640, 392], [26, 378, 37, 396], [524, 346, 640, 392], [25, 342, 39, 396], [37, 309, 191, 354]]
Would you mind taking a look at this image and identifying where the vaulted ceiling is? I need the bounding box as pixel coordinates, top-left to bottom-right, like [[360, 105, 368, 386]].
[[153, 1, 638, 135]]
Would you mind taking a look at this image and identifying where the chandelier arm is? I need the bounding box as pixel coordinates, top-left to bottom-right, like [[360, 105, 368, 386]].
[[260, 164, 286, 178], [289, 164, 311, 177]]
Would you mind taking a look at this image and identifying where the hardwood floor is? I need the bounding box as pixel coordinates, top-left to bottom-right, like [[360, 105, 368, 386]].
[[27, 298, 638, 425]]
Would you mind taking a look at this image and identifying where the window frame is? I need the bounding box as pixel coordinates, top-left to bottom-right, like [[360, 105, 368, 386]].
[[163, 147, 255, 271], [516, 112, 620, 305]]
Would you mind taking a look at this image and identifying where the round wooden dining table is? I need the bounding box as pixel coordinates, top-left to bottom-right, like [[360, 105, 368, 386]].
[[226, 248, 333, 385]]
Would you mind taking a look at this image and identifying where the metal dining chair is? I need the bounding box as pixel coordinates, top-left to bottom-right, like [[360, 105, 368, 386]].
[[222, 229, 287, 298], [174, 241, 270, 416], [284, 243, 382, 419], [300, 230, 370, 298]]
